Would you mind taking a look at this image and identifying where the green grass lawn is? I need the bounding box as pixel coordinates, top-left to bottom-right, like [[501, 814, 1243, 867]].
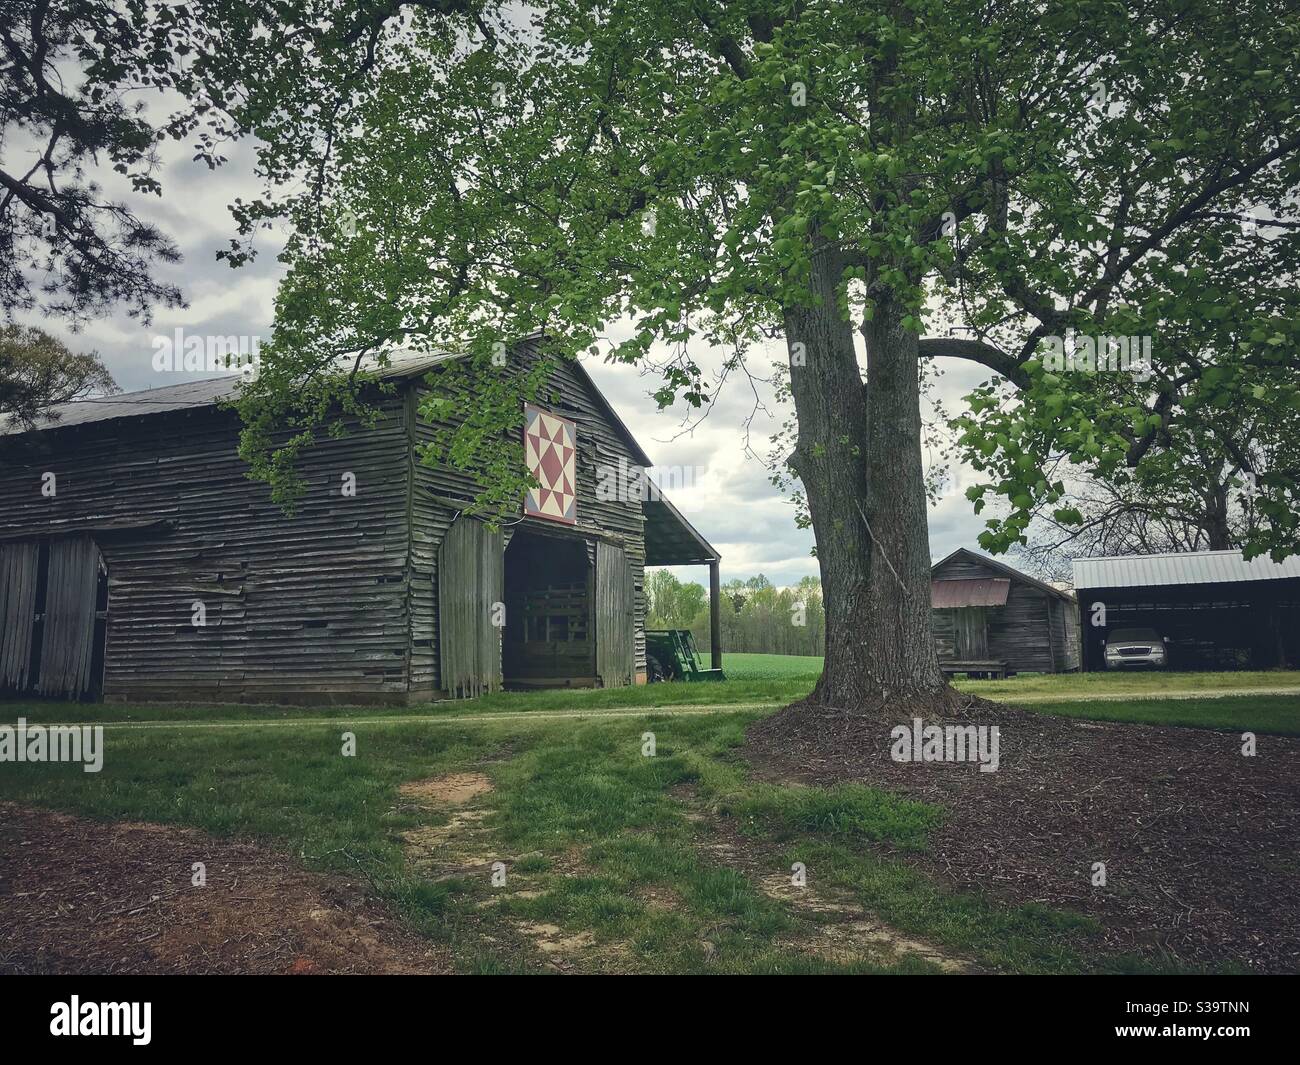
[[5, 654, 1295, 975], [3, 657, 1292, 974], [1005, 694, 1300, 735], [957, 668, 1300, 699], [720, 654, 1300, 733], [724, 651, 1300, 694], [1, 662, 808, 727], [0, 704, 1177, 974], [6, 653, 1298, 737]]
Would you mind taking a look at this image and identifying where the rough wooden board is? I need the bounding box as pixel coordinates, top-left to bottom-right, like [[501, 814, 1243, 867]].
[[595, 540, 635, 688], [0, 540, 38, 689]]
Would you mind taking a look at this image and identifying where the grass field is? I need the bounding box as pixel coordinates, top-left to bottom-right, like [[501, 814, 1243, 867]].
[[0, 702, 1153, 974], [721, 654, 1300, 733], [2, 656, 1296, 974], [721, 652, 825, 679], [723, 652, 1300, 694], [9, 654, 1298, 733]]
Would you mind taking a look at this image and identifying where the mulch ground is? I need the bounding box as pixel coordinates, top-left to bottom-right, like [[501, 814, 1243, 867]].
[[0, 803, 451, 975], [744, 697, 1300, 972]]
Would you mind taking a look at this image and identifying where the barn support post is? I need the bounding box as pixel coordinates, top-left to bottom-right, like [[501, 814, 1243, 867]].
[[709, 559, 722, 670], [1272, 587, 1289, 669], [1045, 597, 1058, 673]]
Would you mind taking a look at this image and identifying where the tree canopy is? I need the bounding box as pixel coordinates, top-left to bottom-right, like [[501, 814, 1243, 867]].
[[218, 1, 1300, 562], [0, 0, 227, 323], [58, 0, 1289, 705], [0, 323, 117, 428]]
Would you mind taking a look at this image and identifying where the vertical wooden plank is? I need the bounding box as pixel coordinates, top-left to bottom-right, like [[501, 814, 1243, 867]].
[[955, 606, 989, 659], [481, 516, 504, 693], [438, 516, 503, 697], [0, 540, 40, 690], [595, 541, 634, 687], [38, 534, 101, 697], [1045, 597, 1059, 672]]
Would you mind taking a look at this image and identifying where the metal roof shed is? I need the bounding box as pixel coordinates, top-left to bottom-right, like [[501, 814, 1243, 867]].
[[1072, 550, 1300, 672]]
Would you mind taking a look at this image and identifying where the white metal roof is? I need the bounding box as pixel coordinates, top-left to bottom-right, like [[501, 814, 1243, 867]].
[[0, 351, 455, 436], [1072, 549, 1300, 589]]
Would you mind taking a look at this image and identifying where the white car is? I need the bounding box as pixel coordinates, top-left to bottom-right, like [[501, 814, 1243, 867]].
[[1104, 627, 1170, 670]]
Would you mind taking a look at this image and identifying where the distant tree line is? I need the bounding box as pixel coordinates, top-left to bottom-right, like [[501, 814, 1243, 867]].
[[646, 571, 825, 657]]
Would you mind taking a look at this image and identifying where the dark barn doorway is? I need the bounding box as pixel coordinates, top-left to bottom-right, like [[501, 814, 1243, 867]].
[[502, 528, 594, 688]]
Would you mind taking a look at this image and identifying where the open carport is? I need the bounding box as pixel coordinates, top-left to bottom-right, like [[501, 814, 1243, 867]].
[[1073, 550, 1300, 672]]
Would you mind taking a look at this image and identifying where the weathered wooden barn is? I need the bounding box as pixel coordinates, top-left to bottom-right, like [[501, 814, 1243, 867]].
[[0, 341, 721, 704], [1073, 550, 1300, 671], [930, 548, 1079, 676]]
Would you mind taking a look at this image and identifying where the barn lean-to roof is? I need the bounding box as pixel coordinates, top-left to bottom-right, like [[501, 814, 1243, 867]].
[[643, 488, 718, 565]]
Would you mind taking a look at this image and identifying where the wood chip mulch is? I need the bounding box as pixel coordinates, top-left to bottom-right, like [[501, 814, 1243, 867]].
[[0, 803, 451, 975], [744, 696, 1300, 972]]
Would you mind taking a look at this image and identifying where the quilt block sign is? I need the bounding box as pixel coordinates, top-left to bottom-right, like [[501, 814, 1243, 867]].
[[523, 403, 577, 524]]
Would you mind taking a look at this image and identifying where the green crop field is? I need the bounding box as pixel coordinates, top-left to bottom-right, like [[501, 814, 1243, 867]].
[[717, 652, 825, 680]]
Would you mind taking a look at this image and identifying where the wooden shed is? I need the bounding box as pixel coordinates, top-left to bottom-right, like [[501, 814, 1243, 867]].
[[930, 548, 1079, 677], [0, 339, 721, 704]]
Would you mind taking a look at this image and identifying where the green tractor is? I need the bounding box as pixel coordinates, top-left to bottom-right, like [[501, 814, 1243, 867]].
[[644, 630, 726, 683]]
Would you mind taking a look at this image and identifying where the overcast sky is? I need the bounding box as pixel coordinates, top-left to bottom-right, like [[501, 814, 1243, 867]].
[[14, 122, 993, 588]]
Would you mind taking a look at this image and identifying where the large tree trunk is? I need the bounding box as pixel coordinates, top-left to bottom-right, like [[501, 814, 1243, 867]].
[[1203, 480, 1234, 550], [785, 251, 949, 711]]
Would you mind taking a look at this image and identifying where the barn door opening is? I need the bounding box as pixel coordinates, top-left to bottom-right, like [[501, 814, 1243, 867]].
[[438, 516, 503, 698], [954, 606, 989, 659], [595, 541, 634, 688], [0, 534, 107, 700], [502, 529, 593, 688]]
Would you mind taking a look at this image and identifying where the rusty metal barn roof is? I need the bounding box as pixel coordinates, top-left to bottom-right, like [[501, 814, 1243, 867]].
[[930, 577, 1011, 608], [0, 374, 237, 434], [931, 547, 1074, 602], [1072, 549, 1300, 589]]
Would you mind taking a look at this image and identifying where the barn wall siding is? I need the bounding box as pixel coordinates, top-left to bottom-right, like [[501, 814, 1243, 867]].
[[986, 583, 1054, 672], [1050, 596, 1081, 671], [931, 604, 956, 661], [1, 349, 663, 704], [410, 350, 647, 693], [0, 398, 414, 704]]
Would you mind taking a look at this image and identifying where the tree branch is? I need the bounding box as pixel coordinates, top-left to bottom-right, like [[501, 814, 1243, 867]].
[[917, 336, 1030, 387]]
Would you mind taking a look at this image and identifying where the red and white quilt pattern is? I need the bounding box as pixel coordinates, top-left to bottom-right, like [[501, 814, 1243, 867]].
[[523, 404, 577, 524]]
